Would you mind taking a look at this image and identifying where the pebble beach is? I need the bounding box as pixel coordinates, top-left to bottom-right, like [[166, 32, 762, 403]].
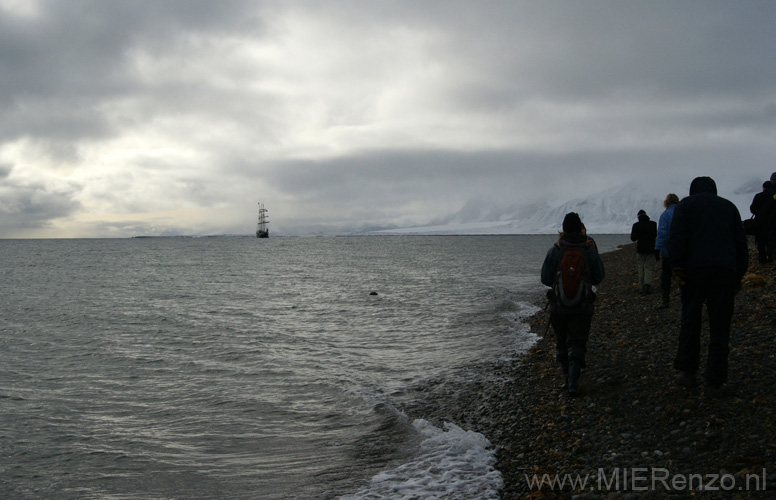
[[409, 240, 776, 499]]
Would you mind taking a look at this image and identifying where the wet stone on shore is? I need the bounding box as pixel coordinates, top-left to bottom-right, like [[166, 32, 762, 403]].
[[402, 241, 776, 500]]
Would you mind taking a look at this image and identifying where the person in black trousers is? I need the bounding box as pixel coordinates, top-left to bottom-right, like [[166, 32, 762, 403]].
[[541, 213, 605, 397], [750, 181, 774, 264], [667, 177, 748, 397], [655, 193, 680, 308], [630, 210, 658, 295]]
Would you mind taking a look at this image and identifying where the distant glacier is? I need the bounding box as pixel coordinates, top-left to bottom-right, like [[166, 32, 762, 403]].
[[372, 179, 760, 235]]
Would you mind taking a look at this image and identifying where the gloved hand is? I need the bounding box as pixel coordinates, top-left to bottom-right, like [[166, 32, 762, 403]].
[[654, 250, 661, 262], [672, 268, 686, 287]]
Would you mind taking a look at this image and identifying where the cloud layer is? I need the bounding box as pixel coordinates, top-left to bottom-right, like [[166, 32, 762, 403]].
[[1, 0, 775, 237]]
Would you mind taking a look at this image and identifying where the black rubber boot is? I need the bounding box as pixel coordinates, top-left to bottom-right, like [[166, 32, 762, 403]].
[[568, 362, 581, 397], [561, 365, 569, 390], [659, 289, 669, 309]]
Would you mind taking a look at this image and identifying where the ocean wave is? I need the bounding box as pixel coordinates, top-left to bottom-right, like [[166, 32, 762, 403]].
[[339, 419, 502, 500]]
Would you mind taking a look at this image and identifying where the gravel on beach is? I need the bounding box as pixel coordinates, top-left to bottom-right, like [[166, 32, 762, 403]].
[[488, 241, 776, 499], [408, 240, 776, 500]]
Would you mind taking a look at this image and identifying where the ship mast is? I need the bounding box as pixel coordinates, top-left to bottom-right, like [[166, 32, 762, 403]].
[[256, 203, 270, 238]]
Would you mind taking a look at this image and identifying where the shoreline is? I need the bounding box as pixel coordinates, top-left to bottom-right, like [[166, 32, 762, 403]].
[[474, 241, 776, 499]]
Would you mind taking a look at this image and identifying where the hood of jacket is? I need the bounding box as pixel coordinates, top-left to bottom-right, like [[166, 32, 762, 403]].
[[559, 231, 588, 245], [689, 176, 718, 196]]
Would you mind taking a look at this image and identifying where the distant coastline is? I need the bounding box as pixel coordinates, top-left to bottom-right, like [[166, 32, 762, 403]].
[[131, 234, 253, 239]]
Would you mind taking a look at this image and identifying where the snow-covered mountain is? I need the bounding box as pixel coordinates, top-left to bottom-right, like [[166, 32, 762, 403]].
[[375, 179, 760, 235]]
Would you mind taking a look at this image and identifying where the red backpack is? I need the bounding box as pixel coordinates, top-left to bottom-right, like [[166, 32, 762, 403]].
[[554, 242, 592, 309]]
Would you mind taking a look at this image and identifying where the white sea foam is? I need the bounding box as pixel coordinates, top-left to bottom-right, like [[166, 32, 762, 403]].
[[340, 419, 503, 500], [501, 294, 542, 355]]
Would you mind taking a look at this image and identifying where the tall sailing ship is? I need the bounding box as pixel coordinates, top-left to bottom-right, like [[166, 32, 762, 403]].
[[256, 203, 269, 238]]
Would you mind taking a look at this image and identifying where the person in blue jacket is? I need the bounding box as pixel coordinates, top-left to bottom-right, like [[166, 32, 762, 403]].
[[667, 177, 748, 397], [655, 193, 679, 309]]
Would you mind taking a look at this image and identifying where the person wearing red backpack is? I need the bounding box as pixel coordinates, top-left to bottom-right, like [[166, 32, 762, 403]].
[[541, 212, 605, 397]]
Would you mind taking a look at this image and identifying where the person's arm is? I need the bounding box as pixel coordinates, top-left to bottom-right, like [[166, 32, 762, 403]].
[[540, 245, 559, 287], [667, 203, 688, 271], [732, 207, 749, 280], [655, 212, 668, 251], [588, 247, 605, 286]]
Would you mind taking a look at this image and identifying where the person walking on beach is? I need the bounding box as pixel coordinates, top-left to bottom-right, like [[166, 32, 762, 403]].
[[667, 177, 748, 397], [764, 172, 776, 262], [655, 194, 680, 308], [630, 209, 658, 295], [541, 212, 605, 397], [750, 181, 774, 264]]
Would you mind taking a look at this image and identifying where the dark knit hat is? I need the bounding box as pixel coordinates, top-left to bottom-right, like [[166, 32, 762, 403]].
[[562, 212, 583, 233], [637, 209, 646, 217]]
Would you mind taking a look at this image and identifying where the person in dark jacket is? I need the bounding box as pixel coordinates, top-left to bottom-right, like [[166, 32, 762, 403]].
[[655, 194, 680, 308], [750, 181, 774, 264], [541, 212, 605, 397], [766, 172, 776, 262], [630, 209, 658, 295], [667, 177, 748, 397]]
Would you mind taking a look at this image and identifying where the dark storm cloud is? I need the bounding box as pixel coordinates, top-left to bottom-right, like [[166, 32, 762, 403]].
[[394, 1, 776, 116], [532, 3, 776, 98], [0, 180, 81, 230], [0, 0, 266, 142], [260, 141, 773, 229]]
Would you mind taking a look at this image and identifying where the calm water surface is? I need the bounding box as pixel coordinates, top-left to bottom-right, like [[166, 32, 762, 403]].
[[0, 235, 627, 499]]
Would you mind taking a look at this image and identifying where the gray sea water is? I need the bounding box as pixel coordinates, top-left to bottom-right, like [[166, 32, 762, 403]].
[[0, 235, 627, 500]]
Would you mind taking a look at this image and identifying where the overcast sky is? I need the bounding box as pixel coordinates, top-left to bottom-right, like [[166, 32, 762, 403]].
[[1, 0, 775, 237]]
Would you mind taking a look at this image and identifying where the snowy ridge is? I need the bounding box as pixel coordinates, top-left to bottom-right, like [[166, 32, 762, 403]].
[[375, 180, 760, 235]]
